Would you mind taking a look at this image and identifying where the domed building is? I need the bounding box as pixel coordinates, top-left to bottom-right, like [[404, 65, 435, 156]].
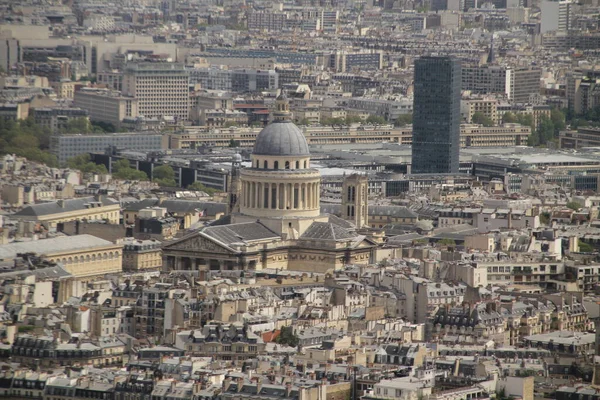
[[163, 94, 376, 277]]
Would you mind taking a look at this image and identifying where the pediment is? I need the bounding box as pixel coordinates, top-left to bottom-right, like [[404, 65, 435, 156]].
[[163, 233, 235, 254]]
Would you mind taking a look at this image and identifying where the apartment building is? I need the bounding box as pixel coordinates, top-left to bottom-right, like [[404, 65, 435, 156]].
[[122, 238, 163, 271], [247, 11, 287, 31], [344, 97, 413, 122], [461, 97, 499, 124], [31, 107, 89, 133], [122, 62, 189, 121], [462, 65, 542, 103], [74, 88, 139, 128], [175, 323, 266, 361]]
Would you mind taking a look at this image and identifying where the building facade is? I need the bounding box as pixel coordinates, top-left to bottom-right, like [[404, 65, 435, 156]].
[[122, 62, 189, 121], [412, 56, 461, 174]]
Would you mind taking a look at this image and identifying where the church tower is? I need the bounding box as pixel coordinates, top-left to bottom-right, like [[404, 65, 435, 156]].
[[342, 174, 369, 228], [227, 153, 242, 215]]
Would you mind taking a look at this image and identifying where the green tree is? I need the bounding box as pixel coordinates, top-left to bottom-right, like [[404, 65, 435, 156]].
[[112, 159, 148, 180], [579, 240, 594, 252], [366, 115, 387, 125], [0, 117, 56, 167], [345, 115, 363, 124], [536, 115, 556, 145], [551, 108, 566, 132], [502, 112, 517, 124], [188, 181, 217, 195], [539, 212, 551, 225], [91, 121, 117, 133], [472, 112, 494, 127], [67, 154, 108, 174], [395, 113, 413, 127], [275, 326, 299, 347], [516, 113, 534, 129], [228, 139, 241, 147], [62, 117, 93, 134], [566, 201, 582, 211], [153, 164, 177, 186]]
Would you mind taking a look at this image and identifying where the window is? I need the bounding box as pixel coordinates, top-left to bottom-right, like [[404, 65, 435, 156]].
[[263, 160, 268, 169], [274, 161, 279, 169]]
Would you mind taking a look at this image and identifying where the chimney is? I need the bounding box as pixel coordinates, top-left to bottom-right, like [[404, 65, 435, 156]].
[[171, 381, 177, 392], [286, 382, 292, 397], [57, 199, 65, 208], [193, 382, 202, 395], [222, 377, 232, 391]]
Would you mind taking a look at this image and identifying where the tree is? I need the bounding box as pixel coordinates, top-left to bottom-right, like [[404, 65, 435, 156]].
[[153, 164, 177, 187], [275, 326, 299, 347], [551, 108, 566, 132], [536, 115, 556, 145], [395, 113, 413, 127], [502, 112, 518, 124], [62, 117, 93, 134], [366, 115, 387, 125], [579, 240, 594, 252], [188, 181, 217, 195], [472, 112, 494, 127], [0, 117, 56, 167], [67, 154, 108, 174], [229, 139, 241, 147], [112, 159, 148, 181], [297, 118, 311, 126], [345, 115, 363, 124], [539, 212, 551, 225], [566, 201, 582, 211]]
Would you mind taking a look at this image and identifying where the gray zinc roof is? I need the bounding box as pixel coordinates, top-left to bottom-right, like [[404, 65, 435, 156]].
[[202, 222, 280, 245], [0, 234, 115, 260], [300, 222, 356, 241], [13, 196, 118, 217], [253, 121, 310, 156]]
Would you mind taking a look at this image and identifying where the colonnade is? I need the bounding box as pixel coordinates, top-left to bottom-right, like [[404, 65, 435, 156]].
[[241, 181, 319, 210]]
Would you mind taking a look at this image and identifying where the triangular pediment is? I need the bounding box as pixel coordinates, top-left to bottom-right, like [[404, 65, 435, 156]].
[[163, 232, 236, 254]]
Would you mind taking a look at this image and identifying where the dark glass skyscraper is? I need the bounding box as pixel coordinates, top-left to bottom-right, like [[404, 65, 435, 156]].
[[411, 56, 461, 174]]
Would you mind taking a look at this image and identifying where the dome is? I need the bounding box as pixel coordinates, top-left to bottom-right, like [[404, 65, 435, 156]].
[[233, 153, 242, 162], [253, 121, 310, 156]]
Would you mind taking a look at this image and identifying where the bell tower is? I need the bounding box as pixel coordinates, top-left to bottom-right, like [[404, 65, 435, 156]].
[[342, 174, 369, 228]]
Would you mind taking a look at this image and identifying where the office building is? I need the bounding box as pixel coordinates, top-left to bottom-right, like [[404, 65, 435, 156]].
[[541, 0, 572, 33], [74, 88, 139, 129], [122, 62, 189, 121], [462, 65, 542, 103], [50, 132, 165, 164], [189, 67, 278, 92], [412, 56, 461, 174]]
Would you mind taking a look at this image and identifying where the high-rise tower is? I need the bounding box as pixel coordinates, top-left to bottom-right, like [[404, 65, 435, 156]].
[[411, 56, 461, 174]]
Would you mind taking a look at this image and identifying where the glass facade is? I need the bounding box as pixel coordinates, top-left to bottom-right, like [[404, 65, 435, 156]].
[[411, 56, 461, 174]]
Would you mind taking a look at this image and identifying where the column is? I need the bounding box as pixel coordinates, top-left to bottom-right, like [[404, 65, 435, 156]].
[[314, 182, 318, 208], [291, 183, 295, 209], [275, 184, 279, 209], [258, 183, 263, 209], [308, 183, 313, 208], [279, 183, 284, 210], [283, 183, 288, 209], [265, 183, 270, 209]]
